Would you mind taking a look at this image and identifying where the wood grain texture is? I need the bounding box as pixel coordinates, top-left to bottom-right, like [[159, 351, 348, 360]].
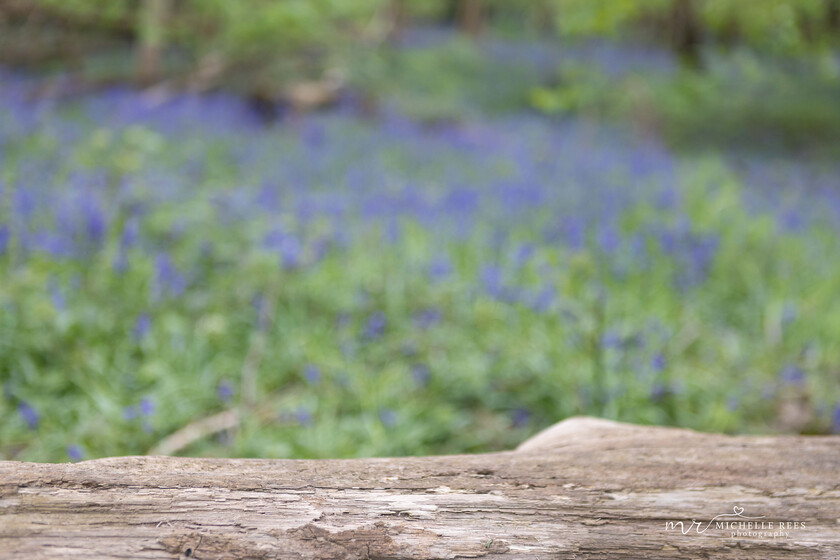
[[1, 417, 838, 559]]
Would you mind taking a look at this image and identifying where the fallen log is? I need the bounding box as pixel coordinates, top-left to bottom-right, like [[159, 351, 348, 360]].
[[1, 417, 838, 559]]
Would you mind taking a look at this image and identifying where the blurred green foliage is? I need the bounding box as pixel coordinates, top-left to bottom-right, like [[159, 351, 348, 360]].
[[3, 1, 840, 462], [10, 0, 839, 81], [552, 0, 838, 53]]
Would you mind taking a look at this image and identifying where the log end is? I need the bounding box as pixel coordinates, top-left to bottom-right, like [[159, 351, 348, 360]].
[[515, 415, 710, 453]]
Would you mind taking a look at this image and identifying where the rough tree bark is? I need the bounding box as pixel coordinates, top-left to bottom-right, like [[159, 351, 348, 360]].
[[1, 417, 838, 559]]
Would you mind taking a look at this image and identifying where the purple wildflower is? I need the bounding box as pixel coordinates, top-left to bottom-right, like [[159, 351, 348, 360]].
[[120, 217, 140, 248], [154, 253, 186, 298], [66, 445, 84, 462], [364, 311, 387, 340], [512, 407, 531, 428], [600, 331, 622, 349], [134, 314, 151, 340], [303, 364, 321, 385], [562, 218, 586, 251], [294, 406, 313, 427], [49, 279, 66, 310], [651, 353, 666, 372], [18, 402, 40, 429], [481, 265, 505, 299], [413, 308, 442, 329], [779, 365, 805, 386], [139, 397, 155, 416], [428, 255, 453, 281], [598, 224, 621, 254], [651, 383, 670, 401], [411, 363, 431, 386], [514, 243, 535, 266], [0, 225, 9, 254], [531, 286, 555, 313], [218, 380, 235, 402]]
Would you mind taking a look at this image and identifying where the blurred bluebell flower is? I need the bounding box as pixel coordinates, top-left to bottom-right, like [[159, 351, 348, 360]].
[[82, 196, 106, 245], [33, 231, 75, 257], [514, 243, 535, 266], [385, 220, 401, 244], [651, 353, 666, 372], [364, 311, 387, 340], [428, 255, 453, 281], [218, 380, 235, 402], [379, 408, 398, 427], [600, 331, 622, 349], [688, 235, 718, 273], [598, 224, 621, 254], [139, 397, 155, 417], [412, 363, 431, 386], [481, 265, 505, 299], [280, 235, 302, 270], [294, 407, 313, 427], [49, 279, 65, 310], [531, 286, 555, 313], [413, 308, 442, 329], [123, 405, 138, 420], [14, 186, 36, 221], [512, 407, 531, 428], [832, 405, 840, 434], [0, 225, 9, 254], [301, 123, 325, 149], [651, 383, 670, 401], [657, 186, 679, 209], [562, 218, 586, 250], [658, 229, 678, 254], [778, 208, 804, 232], [154, 253, 186, 298], [134, 314, 151, 340], [18, 402, 39, 429], [120, 217, 140, 248], [304, 364, 321, 385], [779, 365, 805, 386], [113, 247, 129, 273], [66, 445, 84, 462], [443, 188, 478, 216]]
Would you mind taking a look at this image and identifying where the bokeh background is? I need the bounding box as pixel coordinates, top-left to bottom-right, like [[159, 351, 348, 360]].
[[1, 0, 839, 462]]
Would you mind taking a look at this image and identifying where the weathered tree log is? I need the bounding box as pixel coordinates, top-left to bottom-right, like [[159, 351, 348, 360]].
[[1, 417, 838, 559]]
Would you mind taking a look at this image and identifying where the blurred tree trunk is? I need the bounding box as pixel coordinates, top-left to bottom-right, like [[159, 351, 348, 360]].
[[135, 0, 170, 86], [458, 0, 485, 37], [669, 0, 703, 70], [829, 0, 840, 32], [387, 0, 409, 43]]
